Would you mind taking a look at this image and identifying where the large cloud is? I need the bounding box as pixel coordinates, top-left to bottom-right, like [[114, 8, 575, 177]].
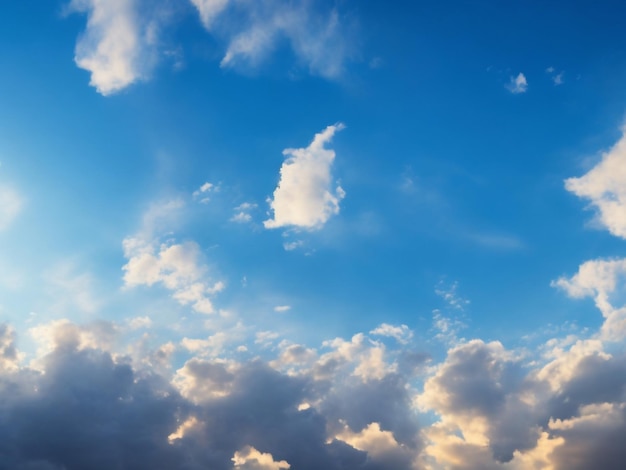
[[265, 124, 346, 230], [0, 321, 428, 469]]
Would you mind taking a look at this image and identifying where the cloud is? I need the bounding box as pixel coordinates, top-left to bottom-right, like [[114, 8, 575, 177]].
[[68, 0, 162, 95], [564, 127, 626, 239], [506, 73, 528, 94], [553, 73, 564, 85], [232, 446, 290, 469], [193, 182, 218, 204], [190, 0, 353, 79], [122, 199, 224, 315], [0, 185, 22, 231], [552, 258, 626, 339], [274, 305, 291, 313], [370, 324, 413, 344], [190, 0, 230, 29], [231, 202, 257, 223], [265, 124, 346, 230]]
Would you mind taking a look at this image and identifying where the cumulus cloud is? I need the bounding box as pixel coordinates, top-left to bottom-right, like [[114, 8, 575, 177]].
[[122, 199, 224, 314], [265, 124, 346, 230], [565, 128, 626, 238], [68, 0, 163, 95], [190, 0, 353, 78], [232, 446, 290, 469], [506, 73, 528, 94], [552, 258, 626, 339]]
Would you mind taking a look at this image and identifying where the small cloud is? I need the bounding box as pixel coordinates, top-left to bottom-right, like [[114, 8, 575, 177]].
[[506, 73, 528, 94], [283, 240, 304, 251], [370, 323, 413, 344], [274, 305, 291, 313], [193, 182, 218, 203], [546, 67, 565, 85], [127, 316, 153, 330], [435, 280, 470, 311], [230, 202, 257, 224], [265, 124, 345, 230]]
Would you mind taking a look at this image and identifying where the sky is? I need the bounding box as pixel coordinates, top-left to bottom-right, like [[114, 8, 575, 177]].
[[1, 0, 626, 468]]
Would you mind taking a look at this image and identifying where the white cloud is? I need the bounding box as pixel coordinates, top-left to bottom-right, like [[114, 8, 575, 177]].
[[189, 0, 230, 29], [230, 202, 257, 223], [0, 186, 22, 231], [265, 124, 345, 230], [552, 258, 626, 339], [190, 0, 352, 79], [274, 305, 291, 313], [122, 199, 224, 315], [127, 316, 153, 330], [68, 0, 160, 95], [564, 127, 626, 238], [370, 323, 413, 344], [553, 72, 564, 85], [506, 73, 528, 94], [232, 446, 290, 470]]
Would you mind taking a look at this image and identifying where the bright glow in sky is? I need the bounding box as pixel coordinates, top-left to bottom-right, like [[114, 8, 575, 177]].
[[1, 1, 626, 468]]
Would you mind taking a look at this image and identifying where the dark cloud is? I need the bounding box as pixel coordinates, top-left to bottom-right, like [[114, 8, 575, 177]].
[[0, 324, 423, 470]]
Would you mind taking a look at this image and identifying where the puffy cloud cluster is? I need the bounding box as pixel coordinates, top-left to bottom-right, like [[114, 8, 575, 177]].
[[265, 124, 346, 230], [2, 288, 626, 470], [0, 320, 426, 470]]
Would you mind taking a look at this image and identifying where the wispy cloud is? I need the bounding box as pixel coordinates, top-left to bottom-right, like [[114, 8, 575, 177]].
[[190, 0, 354, 79], [0, 185, 22, 231], [265, 124, 345, 231]]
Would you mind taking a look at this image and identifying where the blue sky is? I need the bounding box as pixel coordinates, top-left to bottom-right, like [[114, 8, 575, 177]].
[[1, 1, 626, 468]]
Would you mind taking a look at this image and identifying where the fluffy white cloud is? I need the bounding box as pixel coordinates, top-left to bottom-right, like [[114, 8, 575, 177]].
[[122, 199, 224, 315], [565, 128, 626, 238], [506, 73, 528, 94], [68, 0, 160, 95], [0, 185, 22, 231], [232, 446, 290, 470], [264, 124, 345, 230], [552, 258, 626, 339]]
